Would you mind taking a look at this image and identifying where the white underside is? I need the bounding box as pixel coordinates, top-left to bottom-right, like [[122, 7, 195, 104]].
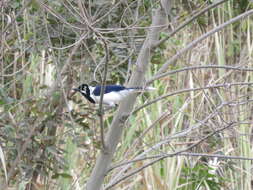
[[91, 89, 136, 107]]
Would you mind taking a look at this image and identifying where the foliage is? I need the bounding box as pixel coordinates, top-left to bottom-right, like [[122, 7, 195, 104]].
[[1, 0, 253, 189]]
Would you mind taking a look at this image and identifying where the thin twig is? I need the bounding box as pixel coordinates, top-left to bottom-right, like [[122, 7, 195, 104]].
[[98, 39, 109, 151], [152, 0, 229, 48], [1, 0, 32, 36], [92, 0, 125, 25], [105, 122, 235, 189], [70, 0, 109, 150], [134, 82, 253, 114], [109, 151, 253, 172], [148, 64, 253, 84], [4, 118, 39, 187], [155, 9, 253, 76], [108, 99, 228, 184], [38, 1, 84, 30]]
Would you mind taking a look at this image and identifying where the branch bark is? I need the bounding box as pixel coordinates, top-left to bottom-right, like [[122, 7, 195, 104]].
[[86, 7, 167, 190], [98, 40, 109, 150]]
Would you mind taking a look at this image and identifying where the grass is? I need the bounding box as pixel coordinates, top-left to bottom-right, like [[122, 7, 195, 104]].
[[1, 0, 253, 189]]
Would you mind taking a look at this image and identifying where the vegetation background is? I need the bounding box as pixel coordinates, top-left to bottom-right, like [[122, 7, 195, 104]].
[[1, 0, 253, 189]]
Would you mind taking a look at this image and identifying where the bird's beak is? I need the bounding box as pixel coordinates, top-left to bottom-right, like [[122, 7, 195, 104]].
[[71, 88, 80, 95]]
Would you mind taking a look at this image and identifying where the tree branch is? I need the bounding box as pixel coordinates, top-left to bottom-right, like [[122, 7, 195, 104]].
[[154, 9, 253, 76], [152, 0, 229, 48], [110, 152, 253, 171], [86, 7, 167, 190], [98, 39, 109, 150], [134, 82, 253, 114], [105, 122, 235, 189], [148, 65, 253, 84]]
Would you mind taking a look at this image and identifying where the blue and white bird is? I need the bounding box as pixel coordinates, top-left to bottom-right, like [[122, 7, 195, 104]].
[[73, 84, 155, 107]]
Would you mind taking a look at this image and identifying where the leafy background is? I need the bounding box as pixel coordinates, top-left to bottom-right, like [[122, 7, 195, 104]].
[[1, 0, 253, 189]]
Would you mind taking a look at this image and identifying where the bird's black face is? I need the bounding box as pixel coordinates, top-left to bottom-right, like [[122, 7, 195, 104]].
[[74, 84, 90, 96], [73, 83, 96, 104]]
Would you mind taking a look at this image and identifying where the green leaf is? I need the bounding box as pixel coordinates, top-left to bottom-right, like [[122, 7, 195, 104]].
[[52, 173, 72, 179]]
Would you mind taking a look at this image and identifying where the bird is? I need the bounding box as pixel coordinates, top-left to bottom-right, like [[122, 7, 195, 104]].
[[73, 83, 155, 107]]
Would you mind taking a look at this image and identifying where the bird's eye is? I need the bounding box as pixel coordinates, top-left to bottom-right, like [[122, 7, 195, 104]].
[[81, 85, 87, 91]]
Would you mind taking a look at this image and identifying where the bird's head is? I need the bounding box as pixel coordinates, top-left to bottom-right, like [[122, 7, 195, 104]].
[[73, 84, 90, 96]]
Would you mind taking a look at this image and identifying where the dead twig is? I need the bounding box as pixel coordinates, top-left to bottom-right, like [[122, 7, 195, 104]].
[[105, 122, 235, 189]]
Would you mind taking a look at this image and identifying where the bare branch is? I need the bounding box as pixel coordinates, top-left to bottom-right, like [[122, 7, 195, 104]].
[[108, 99, 229, 184], [105, 122, 235, 189], [98, 40, 109, 150], [134, 82, 253, 114], [109, 152, 253, 172], [153, 0, 229, 48], [155, 9, 253, 76], [148, 65, 253, 84]]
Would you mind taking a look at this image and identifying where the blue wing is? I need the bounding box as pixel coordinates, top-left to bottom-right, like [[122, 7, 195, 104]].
[[92, 85, 126, 96]]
